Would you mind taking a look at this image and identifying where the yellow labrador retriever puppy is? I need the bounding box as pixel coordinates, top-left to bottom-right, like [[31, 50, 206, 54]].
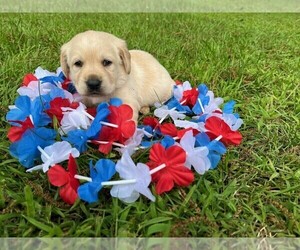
[[60, 30, 175, 121]]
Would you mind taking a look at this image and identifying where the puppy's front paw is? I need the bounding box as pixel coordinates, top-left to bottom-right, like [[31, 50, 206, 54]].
[[140, 106, 150, 115]]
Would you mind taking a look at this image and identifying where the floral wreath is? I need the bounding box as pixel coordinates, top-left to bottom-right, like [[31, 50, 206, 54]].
[[6, 67, 243, 205]]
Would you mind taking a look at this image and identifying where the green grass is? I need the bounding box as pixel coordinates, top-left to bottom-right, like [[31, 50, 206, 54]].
[[0, 13, 299, 237]]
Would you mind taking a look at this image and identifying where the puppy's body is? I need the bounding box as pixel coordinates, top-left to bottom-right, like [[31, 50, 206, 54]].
[[60, 31, 174, 120]]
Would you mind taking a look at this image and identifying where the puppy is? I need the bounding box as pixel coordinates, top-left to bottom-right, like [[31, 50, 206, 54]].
[[60, 30, 175, 121]]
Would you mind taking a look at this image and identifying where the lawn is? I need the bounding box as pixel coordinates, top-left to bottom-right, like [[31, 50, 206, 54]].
[[0, 13, 299, 237]]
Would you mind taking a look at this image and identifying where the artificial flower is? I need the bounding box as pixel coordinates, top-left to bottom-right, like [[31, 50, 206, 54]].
[[179, 130, 211, 174], [154, 104, 186, 123], [9, 127, 57, 168], [110, 151, 155, 203], [205, 116, 242, 146], [7, 117, 34, 142], [114, 129, 145, 156], [78, 159, 116, 203], [160, 122, 198, 139], [97, 104, 135, 154], [6, 95, 51, 127], [47, 155, 80, 204], [147, 143, 194, 194], [17, 81, 54, 100], [27, 141, 80, 172], [173, 81, 193, 101], [60, 103, 91, 134], [195, 132, 226, 169], [46, 97, 79, 122], [22, 74, 38, 86]]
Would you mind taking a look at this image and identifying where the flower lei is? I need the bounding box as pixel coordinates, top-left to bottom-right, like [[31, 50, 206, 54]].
[[6, 67, 243, 205]]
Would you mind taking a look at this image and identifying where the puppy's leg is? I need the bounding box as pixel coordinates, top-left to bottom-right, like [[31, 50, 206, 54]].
[[140, 106, 150, 115]]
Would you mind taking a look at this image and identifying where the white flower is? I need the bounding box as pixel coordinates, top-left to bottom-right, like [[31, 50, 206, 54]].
[[27, 141, 80, 173], [154, 105, 186, 123], [179, 131, 211, 174], [173, 81, 192, 101], [17, 81, 53, 100], [115, 129, 145, 156], [110, 151, 155, 203], [60, 103, 91, 134], [34, 66, 58, 79], [174, 119, 206, 132], [209, 113, 243, 131]]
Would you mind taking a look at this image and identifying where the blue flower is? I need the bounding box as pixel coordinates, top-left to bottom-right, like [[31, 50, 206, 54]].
[[63, 129, 89, 153], [6, 96, 51, 127], [78, 159, 116, 203], [192, 84, 210, 115], [62, 104, 110, 153], [39, 75, 65, 86], [109, 98, 123, 107], [161, 136, 175, 149], [9, 127, 57, 168], [223, 100, 240, 119], [165, 97, 193, 114], [195, 132, 226, 169]]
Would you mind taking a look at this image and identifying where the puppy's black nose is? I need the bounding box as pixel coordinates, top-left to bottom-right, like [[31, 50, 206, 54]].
[[86, 78, 102, 91]]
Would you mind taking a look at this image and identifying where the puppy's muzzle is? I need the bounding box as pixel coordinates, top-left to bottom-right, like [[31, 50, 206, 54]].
[[86, 77, 102, 93]]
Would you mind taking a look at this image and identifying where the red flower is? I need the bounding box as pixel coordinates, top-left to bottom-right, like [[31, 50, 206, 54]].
[[147, 144, 194, 194], [205, 116, 242, 146], [160, 123, 198, 139], [86, 107, 97, 118], [46, 97, 79, 122], [7, 117, 34, 142], [181, 88, 198, 107], [97, 104, 135, 154], [22, 74, 38, 86], [143, 116, 160, 130], [47, 155, 79, 205], [61, 78, 72, 90], [175, 80, 182, 85]]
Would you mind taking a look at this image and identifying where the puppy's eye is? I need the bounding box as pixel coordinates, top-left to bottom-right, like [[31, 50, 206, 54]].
[[74, 60, 83, 67], [102, 59, 112, 67]]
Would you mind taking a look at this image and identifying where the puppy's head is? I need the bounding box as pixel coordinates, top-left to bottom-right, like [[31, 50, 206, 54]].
[[60, 30, 131, 98]]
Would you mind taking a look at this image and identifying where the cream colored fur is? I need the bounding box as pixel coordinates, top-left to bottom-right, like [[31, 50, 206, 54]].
[[60, 30, 175, 121]]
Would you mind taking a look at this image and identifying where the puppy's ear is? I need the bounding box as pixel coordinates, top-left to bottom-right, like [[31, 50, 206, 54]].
[[60, 43, 70, 78], [119, 41, 131, 74]]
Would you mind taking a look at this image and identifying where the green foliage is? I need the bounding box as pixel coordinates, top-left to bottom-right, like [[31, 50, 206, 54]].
[[0, 13, 299, 237]]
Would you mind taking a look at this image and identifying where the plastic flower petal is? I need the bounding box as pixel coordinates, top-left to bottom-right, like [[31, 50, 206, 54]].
[[46, 97, 79, 122], [115, 129, 145, 156], [221, 100, 243, 131], [62, 129, 89, 153], [110, 151, 155, 203], [17, 81, 54, 100], [173, 81, 192, 101], [192, 84, 210, 115], [205, 116, 242, 146], [195, 132, 226, 169], [154, 104, 186, 122], [6, 95, 51, 127], [22, 73, 38, 86], [60, 103, 91, 134], [9, 127, 57, 168], [180, 88, 199, 108], [147, 143, 194, 194], [7, 117, 34, 142], [47, 155, 80, 204], [86, 103, 110, 139], [160, 122, 198, 140], [97, 104, 136, 153], [179, 131, 211, 174], [174, 119, 205, 132], [78, 159, 116, 203], [27, 141, 80, 172]]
